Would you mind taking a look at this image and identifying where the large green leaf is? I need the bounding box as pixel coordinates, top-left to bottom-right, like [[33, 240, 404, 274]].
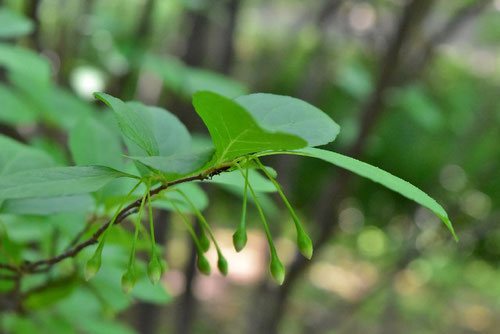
[[125, 101, 191, 156], [236, 93, 340, 147], [69, 116, 123, 169], [132, 147, 214, 177], [0, 195, 94, 215], [0, 8, 33, 39], [0, 135, 55, 176], [192, 91, 307, 164], [0, 166, 133, 200], [264, 148, 456, 239], [94, 93, 159, 156]]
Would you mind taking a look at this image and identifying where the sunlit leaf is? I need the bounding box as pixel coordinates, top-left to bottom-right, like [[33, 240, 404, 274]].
[[193, 91, 307, 164], [236, 93, 340, 147]]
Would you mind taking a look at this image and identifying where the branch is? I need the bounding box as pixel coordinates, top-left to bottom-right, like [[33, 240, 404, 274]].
[[1, 165, 230, 274], [404, 0, 493, 79]]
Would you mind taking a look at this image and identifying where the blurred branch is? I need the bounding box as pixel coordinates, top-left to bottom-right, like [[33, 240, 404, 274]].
[[182, 5, 213, 67], [316, 0, 344, 30], [217, 0, 242, 74], [404, 0, 493, 80], [0, 124, 27, 143], [112, 0, 156, 99], [24, 0, 42, 52]]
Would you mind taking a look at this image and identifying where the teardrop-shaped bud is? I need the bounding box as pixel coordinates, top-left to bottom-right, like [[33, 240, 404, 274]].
[[121, 269, 136, 294], [217, 254, 228, 276], [270, 253, 285, 285], [297, 229, 313, 260], [84, 248, 102, 281], [148, 256, 163, 285], [232, 227, 247, 252], [196, 254, 211, 275]]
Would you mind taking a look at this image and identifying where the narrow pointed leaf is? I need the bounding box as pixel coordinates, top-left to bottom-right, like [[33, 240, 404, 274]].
[[271, 148, 456, 239]]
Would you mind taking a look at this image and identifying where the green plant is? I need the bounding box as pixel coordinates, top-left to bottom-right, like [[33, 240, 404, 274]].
[[0, 89, 455, 292]]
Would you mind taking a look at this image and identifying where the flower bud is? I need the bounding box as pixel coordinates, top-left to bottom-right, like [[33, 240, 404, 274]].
[[121, 269, 136, 294], [232, 228, 247, 252], [196, 254, 211, 275], [297, 230, 313, 260], [217, 254, 228, 276], [148, 256, 163, 285], [270, 254, 285, 285], [84, 250, 102, 281]]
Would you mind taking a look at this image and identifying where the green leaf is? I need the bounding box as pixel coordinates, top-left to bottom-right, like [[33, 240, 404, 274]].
[[236, 93, 340, 147], [153, 183, 208, 213], [69, 116, 124, 169], [0, 135, 55, 176], [192, 91, 307, 164], [0, 84, 36, 125], [131, 276, 171, 304], [271, 148, 456, 239], [131, 147, 214, 177], [0, 195, 94, 215], [143, 54, 248, 98], [0, 166, 132, 200], [24, 275, 79, 310], [125, 102, 191, 156], [0, 8, 33, 39], [94, 93, 159, 156], [208, 169, 276, 193], [185, 68, 248, 98], [0, 43, 52, 85]]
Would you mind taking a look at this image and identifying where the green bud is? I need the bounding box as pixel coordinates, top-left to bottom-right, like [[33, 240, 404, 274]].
[[232, 228, 247, 252], [199, 230, 210, 253], [84, 249, 102, 281], [270, 253, 285, 285], [297, 229, 313, 260], [148, 256, 163, 285], [217, 254, 228, 276], [121, 269, 136, 294], [196, 254, 211, 275]]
